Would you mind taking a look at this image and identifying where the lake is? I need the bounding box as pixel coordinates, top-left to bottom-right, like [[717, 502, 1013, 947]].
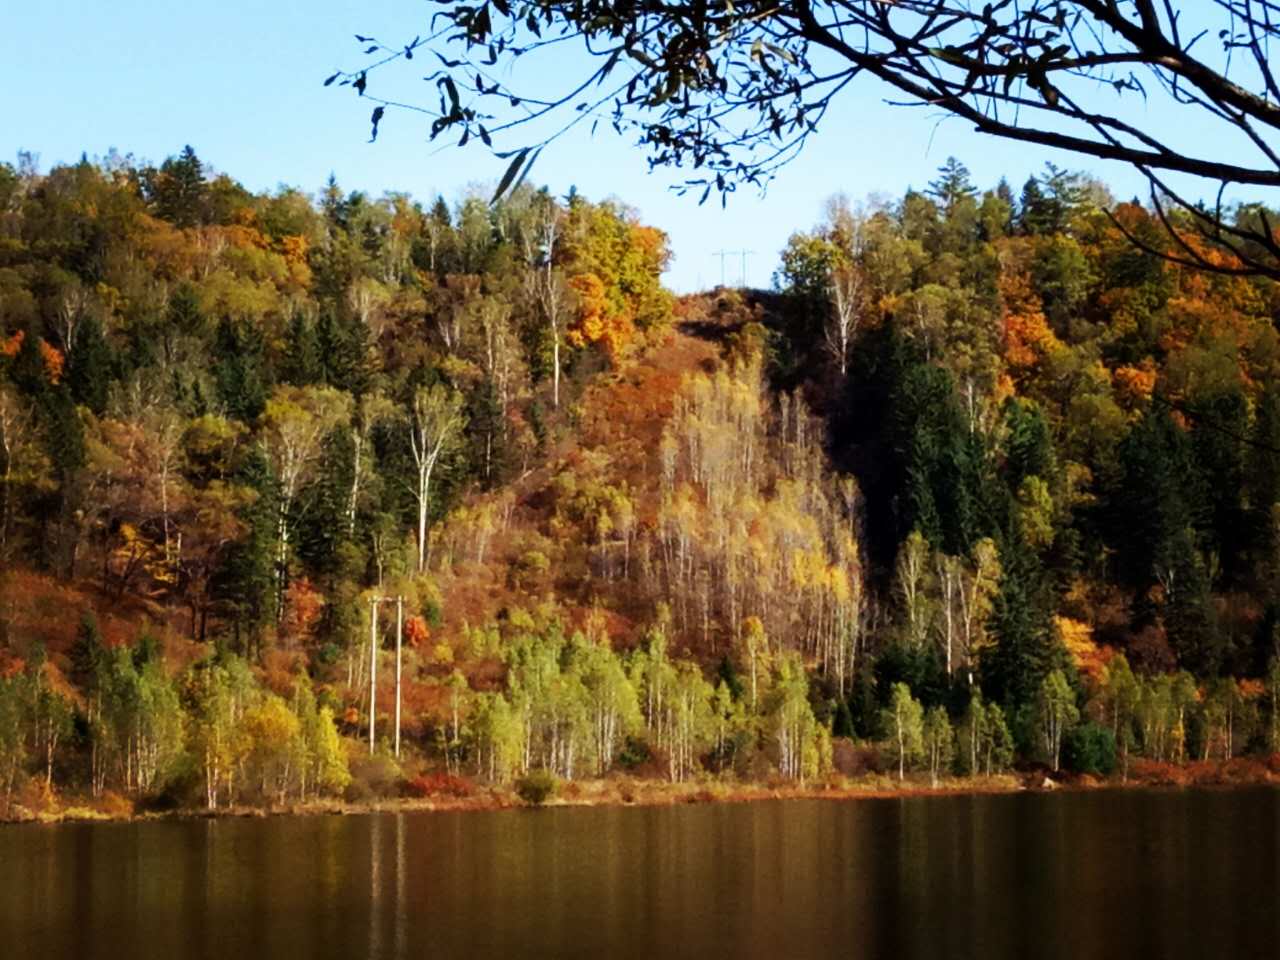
[[3, 787, 1278, 959]]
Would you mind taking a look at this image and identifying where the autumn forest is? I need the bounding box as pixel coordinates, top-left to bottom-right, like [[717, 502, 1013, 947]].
[[2, 146, 1280, 818]]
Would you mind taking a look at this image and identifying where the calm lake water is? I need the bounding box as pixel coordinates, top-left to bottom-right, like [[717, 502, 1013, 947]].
[[3, 787, 1279, 959]]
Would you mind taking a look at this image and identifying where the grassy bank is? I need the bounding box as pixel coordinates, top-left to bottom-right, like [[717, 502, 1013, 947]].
[[6, 758, 1279, 827]]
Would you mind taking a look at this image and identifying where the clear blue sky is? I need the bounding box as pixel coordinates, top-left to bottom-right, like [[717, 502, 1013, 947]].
[[1, 1, 1261, 291]]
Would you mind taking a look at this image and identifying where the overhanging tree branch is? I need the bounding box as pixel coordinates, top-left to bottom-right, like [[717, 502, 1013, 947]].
[[330, 1, 1280, 277]]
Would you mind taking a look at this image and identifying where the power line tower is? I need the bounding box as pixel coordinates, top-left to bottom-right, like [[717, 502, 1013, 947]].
[[712, 249, 732, 287], [711, 249, 756, 288]]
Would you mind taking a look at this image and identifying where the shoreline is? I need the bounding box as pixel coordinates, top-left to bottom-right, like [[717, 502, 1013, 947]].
[[5, 760, 1279, 827]]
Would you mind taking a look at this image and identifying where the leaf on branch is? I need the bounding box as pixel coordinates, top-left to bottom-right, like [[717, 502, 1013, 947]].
[[509, 147, 540, 196], [491, 148, 530, 205], [369, 106, 385, 143], [323, 72, 340, 87], [441, 76, 460, 113]]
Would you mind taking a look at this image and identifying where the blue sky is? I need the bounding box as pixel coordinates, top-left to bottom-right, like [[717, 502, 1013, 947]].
[[1, 1, 1264, 291]]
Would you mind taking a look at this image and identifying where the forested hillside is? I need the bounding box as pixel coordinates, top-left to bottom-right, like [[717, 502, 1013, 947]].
[[1, 148, 1279, 817]]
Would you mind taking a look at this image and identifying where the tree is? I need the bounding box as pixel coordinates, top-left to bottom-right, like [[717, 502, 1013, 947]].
[[340, 2, 1280, 276], [473, 692, 524, 782], [346, 392, 396, 537], [983, 539, 1055, 708], [144, 145, 208, 228], [259, 386, 353, 620], [242, 694, 303, 803], [882, 682, 924, 781], [895, 529, 934, 649], [186, 656, 255, 809], [766, 651, 819, 783], [0, 383, 49, 556], [956, 538, 1001, 685], [922, 705, 953, 788], [66, 314, 112, 415], [1269, 657, 1280, 753], [528, 191, 569, 407], [958, 689, 986, 776], [406, 383, 467, 573], [293, 681, 350, 798], [26, 650, 73, 791], [927, 157, 977, 218], [0, 675, 24, 813], [1037, 669, 1079, 772], [575, 639, 641, 775], [981, 702, 1014, 775], [1101, 654, 1141, 780]]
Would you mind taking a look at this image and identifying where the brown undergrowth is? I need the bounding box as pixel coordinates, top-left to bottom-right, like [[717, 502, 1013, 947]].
[[8, 760, 1279, 827]]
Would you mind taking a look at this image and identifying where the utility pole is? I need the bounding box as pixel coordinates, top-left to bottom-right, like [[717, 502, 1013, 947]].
[[712, 249, 731, 287], [368, 596, 379, 754], [394, 595, 404, 759], [713, 249, 754, 288]]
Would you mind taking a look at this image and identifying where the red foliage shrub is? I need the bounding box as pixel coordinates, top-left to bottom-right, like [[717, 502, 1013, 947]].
[[1128, 758, 1193, 786], [403, 772, 475, 799], [404, 616, 430, 648]]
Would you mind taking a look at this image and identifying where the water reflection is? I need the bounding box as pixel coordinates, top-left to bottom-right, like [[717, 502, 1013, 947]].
[[2, 788, 1279, 959]]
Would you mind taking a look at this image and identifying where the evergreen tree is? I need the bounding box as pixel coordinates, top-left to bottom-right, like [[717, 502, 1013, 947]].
[[1111, 407, 1208, 593], [995, 178, 1017, 228], [213, 319, 268, 422], [280, 313, 323, 387], [146, 145, 208, 227], [1003, 397, 1054, 489], [982, 537, 1056, 707], [316, 312, 375, 396], [1187, 387, 1249, 583], [1246, 383, 1280, 571], [66, 314, 111, 414], [211, 448, 277, 657], [1018, 177, 1051, 235], [926, 157, 977, 217]]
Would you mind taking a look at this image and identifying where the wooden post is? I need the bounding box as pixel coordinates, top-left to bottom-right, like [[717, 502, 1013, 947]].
[[369, 597, 379, 754], [394, 595, 403, 758]]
